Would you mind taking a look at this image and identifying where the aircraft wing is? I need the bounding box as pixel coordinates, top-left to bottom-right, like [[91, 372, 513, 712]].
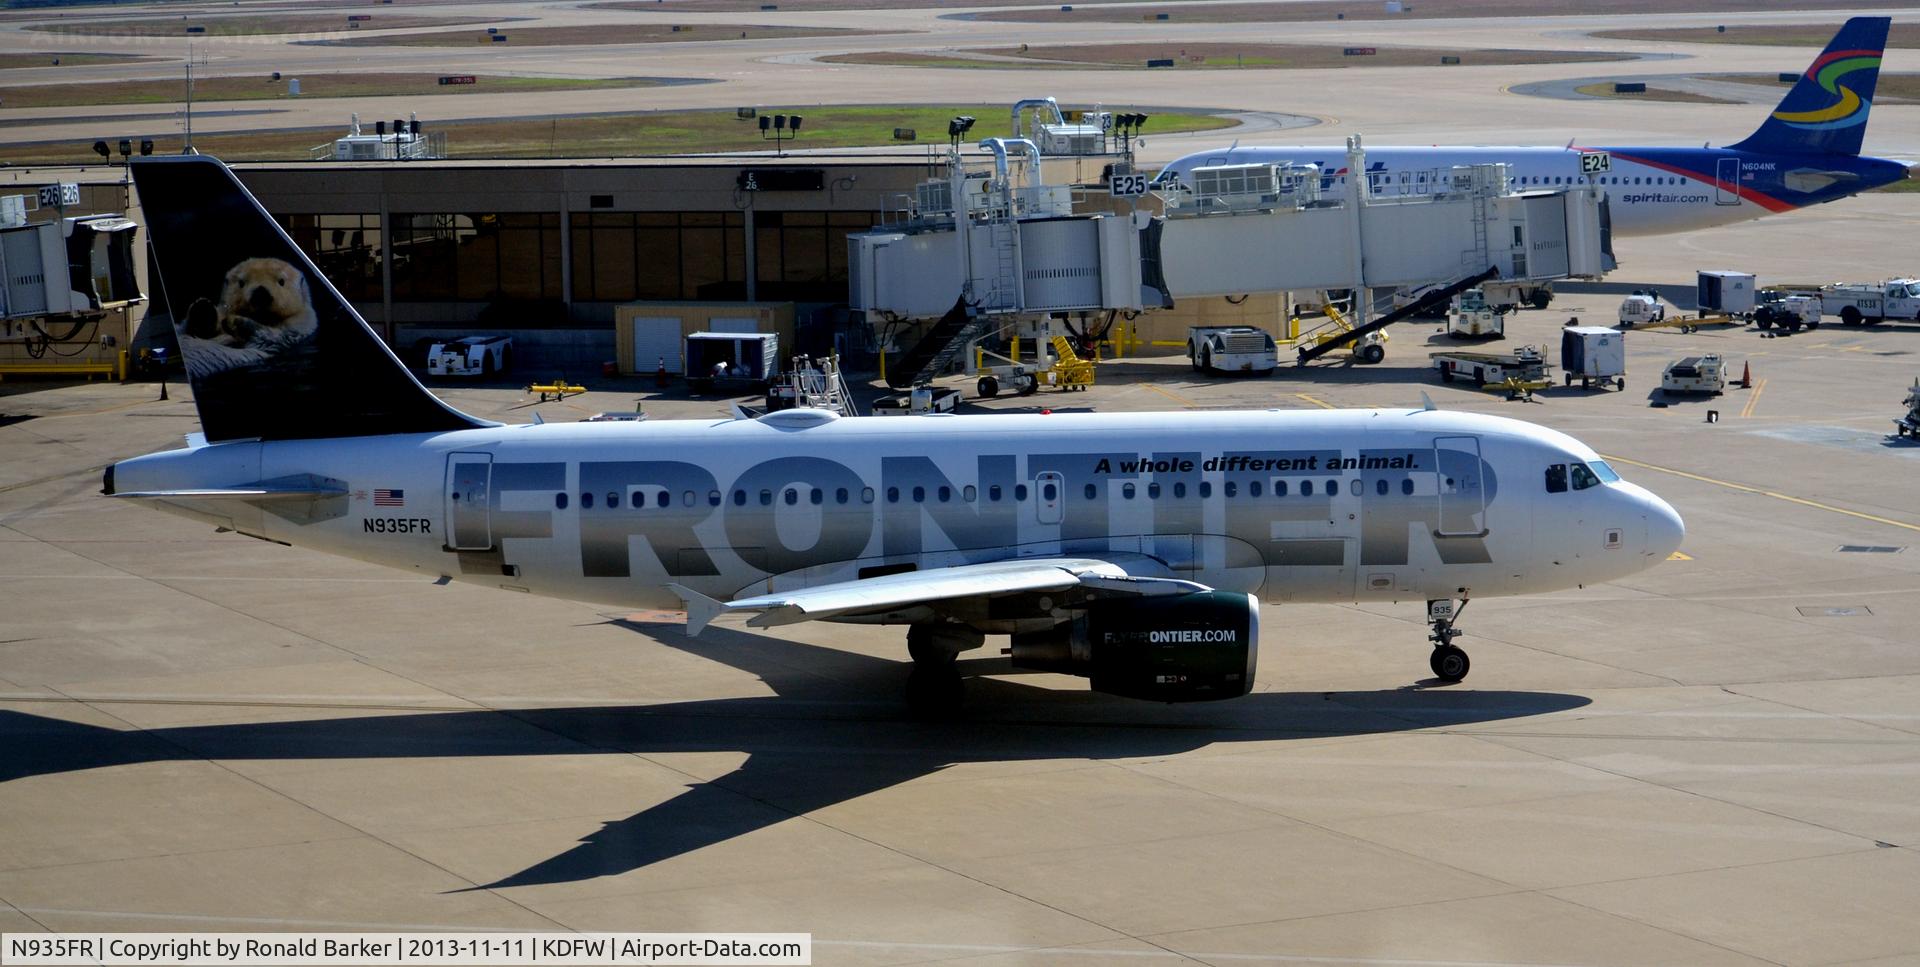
[[671, 557, 1209, 634]]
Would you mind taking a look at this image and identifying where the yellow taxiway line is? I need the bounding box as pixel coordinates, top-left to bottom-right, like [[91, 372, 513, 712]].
[[1141, 383, 1197, 407], [1295, 393, 1337, 409], [1739, 378, 1767, 419], [1603, 454, 1920, 535]]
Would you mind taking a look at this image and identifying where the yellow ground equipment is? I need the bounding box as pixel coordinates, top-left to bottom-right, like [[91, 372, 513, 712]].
[[1292, 304, 1387, 364], [528, 381, 586, 402], [1045, 335, 1095, 391]]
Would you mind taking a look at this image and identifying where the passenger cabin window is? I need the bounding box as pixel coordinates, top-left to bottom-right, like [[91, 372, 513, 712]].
[[759, 490, 773, 506], [1375, 479, 1388, 496], [1546, 464, 1568, 493], [1123, 483, 1137, 499], [607, 491, 620, 508], [1015, 484, 1029, 501], [582, 492, 594, 509], [732, 490, 746, 506], [836, 488, 849, 504], [989, 485, 1003, 502], [862, 487, 876, 503], [963, 485, 977, 502], [783, 488, 798, 506], [887, 487, 900, 503], [937, 486, 951, 503], [1199, 481, 1212, 498], [1401, 479, 1413, 495], [912, 486, 925, 503], [1041, 482, 1058, 501], [709, 490, 722, 506], [657, 491, 669, 508], [810, 489, 824, 505], [555, 492, 569, 509], [1084, 483, 1097, 500], [1301, 480, 1314, 496], [1571, 463, 1602, 490], [1148, 482, 1162, 499]]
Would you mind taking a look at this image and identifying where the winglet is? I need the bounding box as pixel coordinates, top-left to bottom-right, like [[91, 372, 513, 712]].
[[667, 584, 724, 636]]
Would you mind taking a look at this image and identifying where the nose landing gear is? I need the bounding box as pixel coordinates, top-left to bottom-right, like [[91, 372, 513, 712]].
[[1426, 597, 1471, 683]]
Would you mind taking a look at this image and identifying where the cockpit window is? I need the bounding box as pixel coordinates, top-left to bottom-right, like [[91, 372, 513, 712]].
[[1570, 463, 1601, 490], [1545, 464, 1568, 494], [1588, 460, 1621, 483]]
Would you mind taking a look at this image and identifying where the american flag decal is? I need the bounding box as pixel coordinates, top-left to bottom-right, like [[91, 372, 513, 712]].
[[373, 488, 405, 507]]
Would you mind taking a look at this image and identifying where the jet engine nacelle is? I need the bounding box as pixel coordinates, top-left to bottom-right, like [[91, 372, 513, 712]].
[[1010, 591, 1259, 702]]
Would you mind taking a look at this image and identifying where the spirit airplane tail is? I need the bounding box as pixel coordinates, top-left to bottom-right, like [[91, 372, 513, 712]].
[[1729, 16, 1888, 157]]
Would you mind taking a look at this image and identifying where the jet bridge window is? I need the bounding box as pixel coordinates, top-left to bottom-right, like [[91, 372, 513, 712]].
[[1546, 464, 1568, 493], [1571, 463, 1602, 491]]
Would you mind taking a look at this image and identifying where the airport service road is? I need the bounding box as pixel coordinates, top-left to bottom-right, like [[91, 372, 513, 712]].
[[0, 3, 1916, 159], [3, 307, 1920, 964]]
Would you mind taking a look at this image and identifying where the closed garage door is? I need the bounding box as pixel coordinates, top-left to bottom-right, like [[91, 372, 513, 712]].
[[631, 317, 683, 374]]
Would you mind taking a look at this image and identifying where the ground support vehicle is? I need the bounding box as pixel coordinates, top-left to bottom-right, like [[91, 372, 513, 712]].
[[1752, 290, 1822, 332], [1617, 292, 1666, 329], [1187, 325, 1278, 374], [1294, 304, 1387, 364], [425, 335, 512, 377], [1433, 345, 1548, 387], [1661, 354, 1728, 395], [1447, 288, 1506, 339], [1822, 280, 1920, 326], [1895, 379, 1920, 439], [1561, 326, 1626, 390], [872, 385, 962, 416]]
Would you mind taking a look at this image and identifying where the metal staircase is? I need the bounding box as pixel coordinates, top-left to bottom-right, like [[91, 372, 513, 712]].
[[888, 296, 997, 388]]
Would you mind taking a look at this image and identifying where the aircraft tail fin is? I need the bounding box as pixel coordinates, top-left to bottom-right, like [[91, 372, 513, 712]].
[[131, 156, 491, 443], [1729, 17, 1888, 156]]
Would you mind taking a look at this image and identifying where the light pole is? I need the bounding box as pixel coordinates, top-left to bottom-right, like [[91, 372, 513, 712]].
[[758, 113, 803, 157]]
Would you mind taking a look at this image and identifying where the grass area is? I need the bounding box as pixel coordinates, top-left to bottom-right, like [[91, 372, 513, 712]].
[[973, 0, 1915, 24], [1571, 81, 1739, 104], [325, 22, 875, 47], [1591, 24, 1920, 47], [1870, 172, 1920, 193], [0, 52, 147, 69], [0, 73, 670, 109], [825, 44, 1633, 70], [1716, 72, 1920, 103], [27, 14, 498, 37], [0, 104, 1235, 166]]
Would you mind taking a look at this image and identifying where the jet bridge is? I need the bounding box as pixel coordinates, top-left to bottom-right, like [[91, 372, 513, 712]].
[[847, 136, 1610, 382]]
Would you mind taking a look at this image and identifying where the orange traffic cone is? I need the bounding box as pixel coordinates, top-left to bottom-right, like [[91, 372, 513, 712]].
[[1740, 361, 1753, 389]]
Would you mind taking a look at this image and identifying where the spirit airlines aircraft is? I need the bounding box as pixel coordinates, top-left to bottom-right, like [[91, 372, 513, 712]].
[[1151, 17, 1910, 237], [109, 157, 1683, 710]]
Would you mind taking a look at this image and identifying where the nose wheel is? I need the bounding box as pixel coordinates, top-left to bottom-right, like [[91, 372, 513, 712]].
[[1426, 598, 1471, 683]]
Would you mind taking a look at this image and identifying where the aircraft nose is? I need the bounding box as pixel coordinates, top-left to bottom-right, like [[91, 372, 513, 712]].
[[1644, 490, 1685, 561]]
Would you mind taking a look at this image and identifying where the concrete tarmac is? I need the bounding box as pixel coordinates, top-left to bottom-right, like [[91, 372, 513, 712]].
[[5, 4, 1920, 963], [4, 299, 1920, 965]]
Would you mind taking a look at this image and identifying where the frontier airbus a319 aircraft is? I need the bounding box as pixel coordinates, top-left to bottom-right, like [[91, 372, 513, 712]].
[[1152, 17, 1910, 237], [108, 158, 1683, 710]]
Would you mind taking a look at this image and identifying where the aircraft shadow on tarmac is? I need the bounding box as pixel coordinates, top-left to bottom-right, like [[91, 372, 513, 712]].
[[0, 623, 1589, 891]]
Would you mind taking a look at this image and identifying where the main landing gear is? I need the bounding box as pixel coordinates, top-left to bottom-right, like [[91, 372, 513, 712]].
[[905, 624, 983, 715], [1426, 597, 1471, 683]]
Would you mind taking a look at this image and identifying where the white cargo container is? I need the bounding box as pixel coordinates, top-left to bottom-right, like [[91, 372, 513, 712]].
[[1559, 326, 1625, 390], [1696, 270, 1755, 314]]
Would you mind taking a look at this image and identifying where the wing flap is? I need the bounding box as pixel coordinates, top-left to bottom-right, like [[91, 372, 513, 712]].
[[671, 557, 1211, 635]]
